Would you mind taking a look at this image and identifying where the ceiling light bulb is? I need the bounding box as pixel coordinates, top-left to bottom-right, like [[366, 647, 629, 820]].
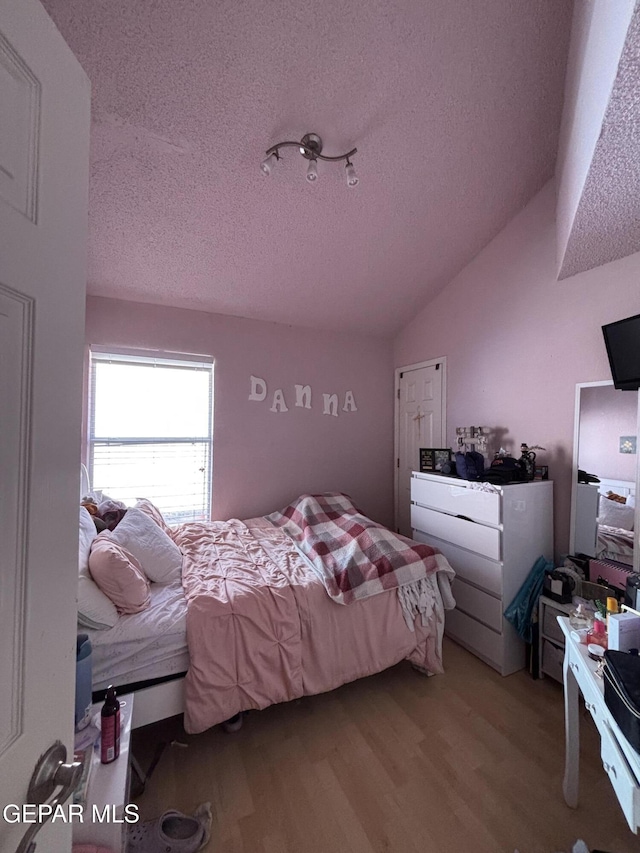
[[306, 158, 318, 183], [260, 152, 278, 176], [345, 161, 359, 188]]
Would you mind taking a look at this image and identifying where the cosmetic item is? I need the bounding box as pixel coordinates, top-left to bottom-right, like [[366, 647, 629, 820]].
[[606, 596, 619, 630], [587, 612, 608, 650], [588, 643, 606, 662], [570, 628, 590, 644], [608, 612, 640, 652], [569, 603, 592, 631], [100, 685, 120, 764]]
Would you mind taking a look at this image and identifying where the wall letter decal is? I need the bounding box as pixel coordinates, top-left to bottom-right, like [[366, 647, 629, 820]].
[[323, 393, 338, 417], [249, 375, 267, 401], [270, 389, 289, 412], [342, 391, 357, 412], [295, 384, 312, 409]]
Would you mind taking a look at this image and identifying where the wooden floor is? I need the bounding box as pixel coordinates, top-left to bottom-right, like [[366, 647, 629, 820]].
[[132, 639, 638, 853]]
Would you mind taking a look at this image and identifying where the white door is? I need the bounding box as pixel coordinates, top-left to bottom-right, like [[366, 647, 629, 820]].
[[0, 1, 89, 850], [395, 361, 445, 536]]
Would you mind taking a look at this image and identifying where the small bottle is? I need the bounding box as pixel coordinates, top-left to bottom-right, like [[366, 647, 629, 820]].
[[569, 602, 592, 631], [587, 612, 608, 650], [100, 685, 120, 764], [606, 596, 619, 629]]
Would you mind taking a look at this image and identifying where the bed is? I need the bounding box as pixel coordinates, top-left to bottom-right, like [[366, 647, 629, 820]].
[[594, 478, 636, 566], [78, 493, 455, 733]]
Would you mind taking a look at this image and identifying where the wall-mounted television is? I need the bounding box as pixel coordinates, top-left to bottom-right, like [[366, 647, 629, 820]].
[[602, 313, 640, 390]]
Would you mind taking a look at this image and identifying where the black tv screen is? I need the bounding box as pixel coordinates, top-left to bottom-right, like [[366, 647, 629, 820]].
[[602, 313, 640, 390]]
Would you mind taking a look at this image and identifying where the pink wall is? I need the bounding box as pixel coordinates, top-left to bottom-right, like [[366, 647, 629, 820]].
[[85, 297, 394, 525], [394, 180, 640, 559], [578, 384, 637, 482]]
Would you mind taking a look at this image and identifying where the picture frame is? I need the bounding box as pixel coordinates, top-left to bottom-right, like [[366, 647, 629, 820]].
[[420, 448, 452, 473], [534, 465, 549, 481]]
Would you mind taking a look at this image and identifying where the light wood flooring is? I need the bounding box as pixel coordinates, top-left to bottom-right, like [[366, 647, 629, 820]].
[[131, 638, 639, 853]]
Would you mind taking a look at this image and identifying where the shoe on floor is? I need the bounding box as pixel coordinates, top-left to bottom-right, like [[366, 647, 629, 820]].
[[221, 712, 243, 733], [128, 802, 212, 852]]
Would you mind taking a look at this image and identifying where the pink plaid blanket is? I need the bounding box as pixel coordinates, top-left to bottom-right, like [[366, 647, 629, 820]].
[[266, 492, 452, 605]]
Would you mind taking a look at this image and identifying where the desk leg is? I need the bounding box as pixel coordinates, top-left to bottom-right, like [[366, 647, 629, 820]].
[[562, 652, 579, 808]]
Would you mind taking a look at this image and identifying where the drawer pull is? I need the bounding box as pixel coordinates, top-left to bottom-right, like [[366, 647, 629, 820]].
[[602, 761, 617, 778], [570, 661, 580, 673]]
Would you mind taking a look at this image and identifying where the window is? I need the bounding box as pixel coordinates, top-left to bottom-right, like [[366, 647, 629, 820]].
[[88, 349, 214, 523]]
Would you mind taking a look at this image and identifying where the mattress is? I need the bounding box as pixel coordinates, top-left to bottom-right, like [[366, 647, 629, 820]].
[[85, 580, 188, 691]]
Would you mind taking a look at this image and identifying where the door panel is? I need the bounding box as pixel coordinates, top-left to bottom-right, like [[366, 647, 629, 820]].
[[395, 362, 444, 536], [0, 0, 89, 849]]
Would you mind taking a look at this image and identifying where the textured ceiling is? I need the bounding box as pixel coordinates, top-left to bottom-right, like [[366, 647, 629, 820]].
[[42, 0, 573, 337], [559, 4, 640, 280]]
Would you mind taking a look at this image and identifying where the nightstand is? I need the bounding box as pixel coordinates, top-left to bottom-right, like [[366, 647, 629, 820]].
[[73, 692, 134, 851]]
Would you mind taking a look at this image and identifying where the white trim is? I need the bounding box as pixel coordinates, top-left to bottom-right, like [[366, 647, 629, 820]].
[[131, 677, 185, 729], [90, 346, 213, 369], [393, 357, 447, 534]]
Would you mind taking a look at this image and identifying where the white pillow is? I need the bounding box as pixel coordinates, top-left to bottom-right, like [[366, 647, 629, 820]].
[[627, 494, 636, 509], [110, 507, 183, 583], [598, 495, 635, 531], [77, 507, 119, 629]]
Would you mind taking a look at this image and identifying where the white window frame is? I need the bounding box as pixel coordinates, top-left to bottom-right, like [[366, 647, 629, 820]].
[[87, 347, 214, 523]]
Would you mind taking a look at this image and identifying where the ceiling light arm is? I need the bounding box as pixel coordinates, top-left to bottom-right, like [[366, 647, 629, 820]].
[[261, 133, 359, 187], [264, 141, 357, 163]]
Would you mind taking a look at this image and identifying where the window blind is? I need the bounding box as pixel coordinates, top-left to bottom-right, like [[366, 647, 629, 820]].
[[88, 349, 214, 523]]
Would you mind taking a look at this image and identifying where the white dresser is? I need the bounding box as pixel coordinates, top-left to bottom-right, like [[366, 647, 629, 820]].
[[411, 472, 554, 675]]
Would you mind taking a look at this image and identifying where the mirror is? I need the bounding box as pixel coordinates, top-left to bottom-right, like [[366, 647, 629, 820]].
[[570, 381, 640, 573]]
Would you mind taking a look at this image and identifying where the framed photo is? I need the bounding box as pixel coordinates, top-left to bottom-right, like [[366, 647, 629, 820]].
[[534, 465, 549, 481], [420, 448, 452, 473]]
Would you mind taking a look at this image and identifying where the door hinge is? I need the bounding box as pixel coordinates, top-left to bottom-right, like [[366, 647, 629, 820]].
[[397, 388, 400, 400], [436, 363, 440, 370], [397, 458, 400, 468]]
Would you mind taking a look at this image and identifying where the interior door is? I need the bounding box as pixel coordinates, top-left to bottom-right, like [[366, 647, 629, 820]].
[[0, 1, 89, 849], [395, 361, 445, 536]]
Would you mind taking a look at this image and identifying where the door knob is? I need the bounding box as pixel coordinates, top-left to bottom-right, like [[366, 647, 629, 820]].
[[15, 741, 82, 853]]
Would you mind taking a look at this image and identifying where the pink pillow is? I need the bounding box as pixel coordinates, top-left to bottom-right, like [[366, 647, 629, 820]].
[[89, 533, 151, 614]]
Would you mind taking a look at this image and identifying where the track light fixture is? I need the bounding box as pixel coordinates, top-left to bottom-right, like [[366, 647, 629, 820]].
[[260, 133, 359, 188]]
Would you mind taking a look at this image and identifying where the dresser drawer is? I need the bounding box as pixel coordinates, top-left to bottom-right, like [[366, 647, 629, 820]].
[[451, 577, 503, 632], [445, 607, 503, 669], [601, 722, 640, 832], [411, 531, 502, 597], [411, 503, 501, 561], [411, 476, 500, 526]]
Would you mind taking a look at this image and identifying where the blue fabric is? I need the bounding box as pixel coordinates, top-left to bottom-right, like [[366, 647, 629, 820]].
[[504, 555, 554, 643]]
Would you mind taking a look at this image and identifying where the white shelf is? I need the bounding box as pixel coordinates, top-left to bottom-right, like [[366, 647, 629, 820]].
[[73, 692, 134, 849]]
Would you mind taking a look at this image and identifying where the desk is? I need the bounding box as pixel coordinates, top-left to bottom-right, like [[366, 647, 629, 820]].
[[559, 617, 640, 832]]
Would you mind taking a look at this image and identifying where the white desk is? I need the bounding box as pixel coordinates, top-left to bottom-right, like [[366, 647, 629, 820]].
[[73, 692, 134, 851], [559, 617, 640, 832]]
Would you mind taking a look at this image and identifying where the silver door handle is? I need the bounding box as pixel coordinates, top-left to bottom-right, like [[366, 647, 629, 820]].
[[15, 741, 82, 853]]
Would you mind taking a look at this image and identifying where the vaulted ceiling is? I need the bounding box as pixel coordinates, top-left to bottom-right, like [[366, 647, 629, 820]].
[[42, 0, 573, 336]]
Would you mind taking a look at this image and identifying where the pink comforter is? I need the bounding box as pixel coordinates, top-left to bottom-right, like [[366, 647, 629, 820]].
[[175, 518, 452, 734]]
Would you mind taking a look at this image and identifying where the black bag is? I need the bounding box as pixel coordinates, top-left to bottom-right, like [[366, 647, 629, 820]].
[[454, 451, 484, 480], [482, 455, 527, 485], [603, 649, 640, 753]]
